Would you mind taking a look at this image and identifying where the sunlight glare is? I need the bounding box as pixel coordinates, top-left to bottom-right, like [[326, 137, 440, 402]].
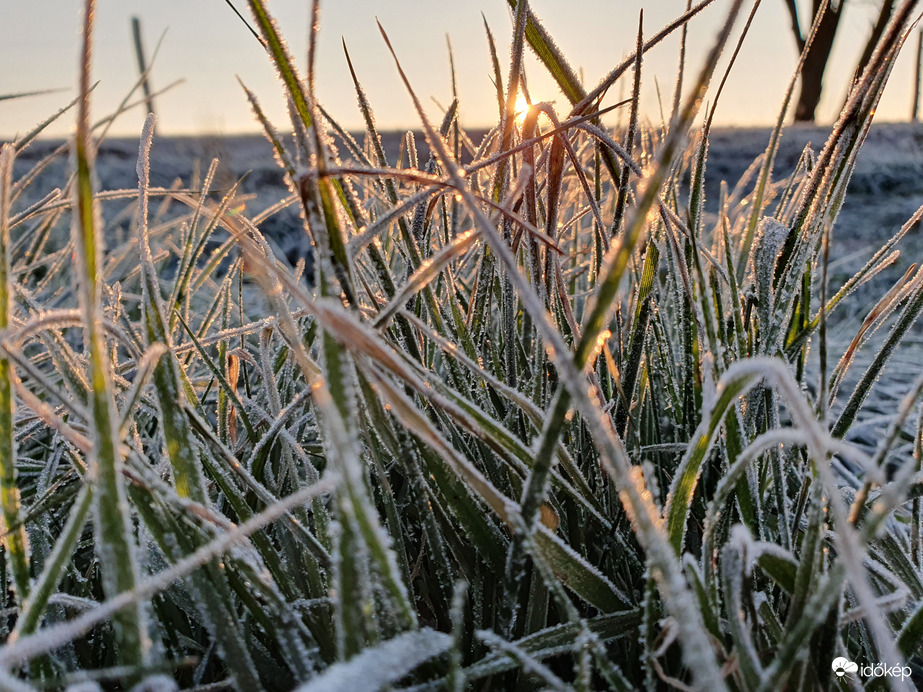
[[514, 91, 530, 124]]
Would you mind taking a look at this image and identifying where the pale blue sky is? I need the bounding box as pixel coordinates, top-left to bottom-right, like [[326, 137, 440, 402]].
[[0, 1, 918, 138]]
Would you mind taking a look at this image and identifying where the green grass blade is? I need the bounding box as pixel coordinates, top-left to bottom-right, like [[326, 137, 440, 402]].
[[832, 272, 923, 439], [13, 484, 92, 638], [664, 361, 761, 554], [72, 0, 146, 672], [136, 115, 211, 503], [0, 145, 30, 602]]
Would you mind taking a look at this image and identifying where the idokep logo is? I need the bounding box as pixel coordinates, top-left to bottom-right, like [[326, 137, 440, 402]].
[[831, 657, 912, 682], [831, 657, 858, 678]]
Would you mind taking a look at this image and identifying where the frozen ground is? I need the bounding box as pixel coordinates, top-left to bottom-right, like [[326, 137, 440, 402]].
[[10, 122, 923, 455]]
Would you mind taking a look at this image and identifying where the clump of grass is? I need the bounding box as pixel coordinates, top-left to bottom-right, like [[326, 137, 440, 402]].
[[0, 0, 922, 689]]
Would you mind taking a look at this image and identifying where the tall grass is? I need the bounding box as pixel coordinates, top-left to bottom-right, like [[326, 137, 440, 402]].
[[0, 0, 921, 689]]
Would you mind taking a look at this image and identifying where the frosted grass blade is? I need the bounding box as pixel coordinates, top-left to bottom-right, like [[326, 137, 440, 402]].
[[0, 145, 30, 603], [72, 0, 147, 673]]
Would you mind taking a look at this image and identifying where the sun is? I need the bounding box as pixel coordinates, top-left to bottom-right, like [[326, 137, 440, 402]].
[[514, 91, 530, 123]]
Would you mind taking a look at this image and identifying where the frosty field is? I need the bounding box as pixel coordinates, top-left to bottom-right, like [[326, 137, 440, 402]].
[[15, 123, 921, 451]]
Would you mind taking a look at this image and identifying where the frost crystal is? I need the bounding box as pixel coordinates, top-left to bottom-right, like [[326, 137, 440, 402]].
[[296, 629, 451, 692], [129, 675, 179, 692]]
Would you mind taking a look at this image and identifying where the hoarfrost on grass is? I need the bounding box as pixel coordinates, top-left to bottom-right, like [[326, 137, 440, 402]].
[[295, 629, 451, 692]]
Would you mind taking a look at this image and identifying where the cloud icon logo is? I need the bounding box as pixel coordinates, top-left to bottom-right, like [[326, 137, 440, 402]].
[[831, 657, 858, 677]]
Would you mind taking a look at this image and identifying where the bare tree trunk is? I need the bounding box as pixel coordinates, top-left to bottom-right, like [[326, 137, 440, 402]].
[[835, 1, 895, 113], [131, 16, 156, 120], [853, 0, 895, 79], [783, 0, 806, 51], [913, 29, 922, 121], [794, 0, 841, 122]]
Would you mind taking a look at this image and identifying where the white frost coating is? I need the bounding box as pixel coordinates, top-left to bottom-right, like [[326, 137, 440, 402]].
[[295, 629, 451, 692], [700, 352, 717, 415], [751, 217, 788, 326], [534, 525, 632, 607], [64, 683, 102, 692], [476, 629, 569, 692], [128, 675, 179, 692], [0, 475, 340, 668], [728, 525, 753, 577]]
